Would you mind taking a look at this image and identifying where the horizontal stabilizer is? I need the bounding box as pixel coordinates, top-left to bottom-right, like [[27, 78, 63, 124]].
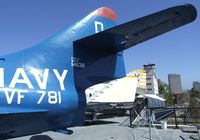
[[86, 76, 139, 103], [137, 93, 165, 101], [74, 4, 197, 53]]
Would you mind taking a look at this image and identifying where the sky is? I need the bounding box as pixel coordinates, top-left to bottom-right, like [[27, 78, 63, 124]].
[[0, 0, 199, 90]]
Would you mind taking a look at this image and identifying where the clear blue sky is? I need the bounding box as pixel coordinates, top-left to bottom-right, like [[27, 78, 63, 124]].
[[0, 0, 199, 89]]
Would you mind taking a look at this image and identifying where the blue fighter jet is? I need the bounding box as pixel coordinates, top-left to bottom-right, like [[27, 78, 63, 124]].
[[0, 4, 197, 139]]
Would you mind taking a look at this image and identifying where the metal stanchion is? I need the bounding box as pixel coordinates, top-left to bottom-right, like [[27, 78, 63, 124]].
[[149, 109, 152, 140]]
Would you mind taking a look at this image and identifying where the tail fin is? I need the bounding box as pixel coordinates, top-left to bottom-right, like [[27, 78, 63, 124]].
[[72, 7, 118, 38], [72, 7, 126, 125], [73, 7, 126, 93]]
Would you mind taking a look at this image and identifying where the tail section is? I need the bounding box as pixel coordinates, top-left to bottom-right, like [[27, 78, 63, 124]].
[[72, 7, 126, 125], [73, 4, 197, 123], [73, 3, 197, 99], [73, 7, 118, 38], [0, 7, 125, 128], [73, 7, 126, 91]]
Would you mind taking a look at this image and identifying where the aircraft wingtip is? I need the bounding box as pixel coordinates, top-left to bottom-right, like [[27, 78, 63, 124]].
[[180, 4, 197, 22]]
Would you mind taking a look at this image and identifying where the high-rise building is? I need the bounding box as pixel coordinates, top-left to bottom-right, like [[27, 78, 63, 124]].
[[143, 64, 159, 95], [168, 74, 182, 94], [193, 81, 200, 92], [142, 64, 165, 108]]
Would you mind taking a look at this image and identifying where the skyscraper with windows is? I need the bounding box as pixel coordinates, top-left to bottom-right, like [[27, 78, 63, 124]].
[[143, 64, 159, 95], [168, 74, 183, 94]]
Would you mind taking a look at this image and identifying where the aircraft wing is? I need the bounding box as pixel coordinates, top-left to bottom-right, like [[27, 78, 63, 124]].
[[74, 4, 197, 53]]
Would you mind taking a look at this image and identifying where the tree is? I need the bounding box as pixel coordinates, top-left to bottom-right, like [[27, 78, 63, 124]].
[[158, 81, 169, 95], [164, 92, 174, 106], [158, 81, 174, 106]]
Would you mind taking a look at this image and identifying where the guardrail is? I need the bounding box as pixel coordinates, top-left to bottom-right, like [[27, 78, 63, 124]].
[[149, 107, 200, 129]]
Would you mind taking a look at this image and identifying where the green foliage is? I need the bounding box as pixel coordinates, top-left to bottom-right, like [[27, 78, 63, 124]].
[[164, 92, 174, 106], [191, 88, 200, 94], [158, 81, 169, 95], [158, 81, 174, 106], [190, 92, 200, 107]]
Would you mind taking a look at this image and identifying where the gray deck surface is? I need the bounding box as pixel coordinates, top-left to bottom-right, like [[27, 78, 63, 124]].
[[10, 117, 199, 140]]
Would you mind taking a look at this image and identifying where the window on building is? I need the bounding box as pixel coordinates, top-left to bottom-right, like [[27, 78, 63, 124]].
[[147, 88, 152, 91]]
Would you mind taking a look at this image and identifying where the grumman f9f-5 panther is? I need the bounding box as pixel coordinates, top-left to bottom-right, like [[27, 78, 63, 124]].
[[0, 4, 197, 139]]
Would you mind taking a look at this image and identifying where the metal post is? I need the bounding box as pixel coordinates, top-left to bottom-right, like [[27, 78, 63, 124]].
[[130, 109, 132, 127], [196, 109, 198, 124], [149, 109, 152, 140], [174, 108, 178, 129]]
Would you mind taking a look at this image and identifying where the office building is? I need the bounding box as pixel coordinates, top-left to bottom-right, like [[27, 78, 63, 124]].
[[193, 81, 200, 92], [168, 74, 182, 94]]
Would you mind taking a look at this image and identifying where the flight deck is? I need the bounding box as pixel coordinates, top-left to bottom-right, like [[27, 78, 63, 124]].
[[10, 116, 199, 140]]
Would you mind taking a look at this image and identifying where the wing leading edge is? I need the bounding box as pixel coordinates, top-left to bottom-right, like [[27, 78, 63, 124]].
[[74, 4, 197, 53]]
